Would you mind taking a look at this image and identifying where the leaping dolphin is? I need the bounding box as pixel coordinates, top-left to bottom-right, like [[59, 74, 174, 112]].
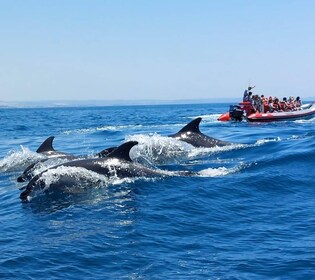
[[19, 141, 195, 202], [168, 117, 231, 147]]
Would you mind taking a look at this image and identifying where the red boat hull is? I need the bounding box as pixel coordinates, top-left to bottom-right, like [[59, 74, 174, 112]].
[[218, 112, 230, 121]]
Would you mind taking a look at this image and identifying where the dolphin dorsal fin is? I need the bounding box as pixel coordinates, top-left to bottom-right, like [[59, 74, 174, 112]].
[[177, 117, 202, 133], [36, 136, 55, 153], [106, 141, 138, 162]]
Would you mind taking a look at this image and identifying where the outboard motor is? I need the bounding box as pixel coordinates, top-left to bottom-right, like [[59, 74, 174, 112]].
[[229, 105, 244, 121]]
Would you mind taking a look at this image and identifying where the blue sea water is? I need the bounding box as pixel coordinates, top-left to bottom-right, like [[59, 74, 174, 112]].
[[0, 103, 314, 279]]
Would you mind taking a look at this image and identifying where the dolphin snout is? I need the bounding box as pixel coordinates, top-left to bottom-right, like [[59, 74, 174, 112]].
[[20, 188, 30, 202]]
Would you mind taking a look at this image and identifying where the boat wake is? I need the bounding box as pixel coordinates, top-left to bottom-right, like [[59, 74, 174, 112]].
[[294, 116, 315, 123]]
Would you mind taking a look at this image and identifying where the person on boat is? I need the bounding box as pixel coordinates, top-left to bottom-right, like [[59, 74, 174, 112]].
[[288, 96, 297, 111], [252, 95, 263, 113], [257, 95, 264, 112], [260, 95, 267, 103], [261, 95, 268, 112], [281, 97, 289, 111], [295, 96, 302, 108], [243, 86, 255, 102], [268, 98, 274, 112], [273, 98, 282, 111], [268, 97, 280, 112], [249, 94, 258, 112], [244, 91, 253, 103]]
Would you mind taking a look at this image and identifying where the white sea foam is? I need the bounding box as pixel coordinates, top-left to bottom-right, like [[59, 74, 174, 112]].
[[0, 146, 44, 172], [198, 162, 247, 177], [187, 143, 247, 159], [24, 157, 75, 178], [255, 137, 281, 145], [39, 166, 109, 190], [127, 133, 249, 165], [294, 117, 315, 124], [198, 167, 231, 177], [127, 133, 193, 165]]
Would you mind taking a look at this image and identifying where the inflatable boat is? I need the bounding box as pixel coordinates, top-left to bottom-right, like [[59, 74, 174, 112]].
[[218, 102, 315, 122]]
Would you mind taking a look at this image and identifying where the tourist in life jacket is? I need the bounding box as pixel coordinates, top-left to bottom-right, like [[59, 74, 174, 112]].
[[281, 97, 289, 111], [273, 98, 282, 111], [261, 95, 268, 112], [267, 97, 280, 112], [260, 95, 267, 104]]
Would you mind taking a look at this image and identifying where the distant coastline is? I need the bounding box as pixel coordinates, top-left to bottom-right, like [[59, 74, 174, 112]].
[[1, 97, 314, 109], [0, 98, 239, 108]]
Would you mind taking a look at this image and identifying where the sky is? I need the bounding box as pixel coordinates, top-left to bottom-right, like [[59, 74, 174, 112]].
[[0, 0, 315, 102]]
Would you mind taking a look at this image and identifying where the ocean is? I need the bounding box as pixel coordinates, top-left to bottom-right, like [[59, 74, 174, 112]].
[[0, 103, 314, 279]]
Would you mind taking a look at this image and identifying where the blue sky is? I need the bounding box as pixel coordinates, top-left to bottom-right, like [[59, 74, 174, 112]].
[[0, 0, 315, 102]]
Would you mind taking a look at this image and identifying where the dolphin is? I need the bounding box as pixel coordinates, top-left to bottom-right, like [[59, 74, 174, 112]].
[[17, 136, 117, 183], [168, 117, 231, 147], [36, 136, 117, 158], [36, 136, 74, 158], [19, 141, 195, 202], [16, 136, 77, 182]]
